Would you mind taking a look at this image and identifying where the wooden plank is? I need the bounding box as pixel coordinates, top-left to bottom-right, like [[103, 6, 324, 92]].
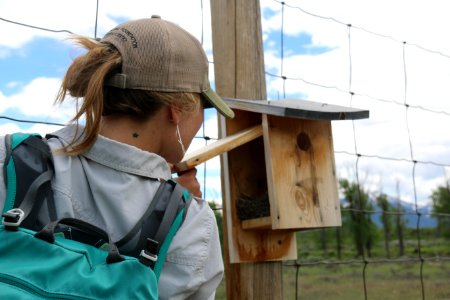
[[224, 97, 369, 120], [210, 3, 298, 262], [220, 111, 297, 263], [263, 114, 341, 229], [241, 216, 272, 230], [211, 0, 291, 299], [173, 125, 262, 173], [238, 262, 283, 300]]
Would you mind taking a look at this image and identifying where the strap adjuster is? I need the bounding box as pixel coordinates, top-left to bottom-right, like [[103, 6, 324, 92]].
[[139, 238, 159, 267], [140, 249, 158, 263], [2, 208, 25, 227]]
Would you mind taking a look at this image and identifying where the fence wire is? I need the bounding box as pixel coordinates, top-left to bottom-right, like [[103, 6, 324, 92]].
[[270, 1, 450, 299]]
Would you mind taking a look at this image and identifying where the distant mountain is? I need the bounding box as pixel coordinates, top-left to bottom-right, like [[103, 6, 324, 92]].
[[340, 196, 437, 228]]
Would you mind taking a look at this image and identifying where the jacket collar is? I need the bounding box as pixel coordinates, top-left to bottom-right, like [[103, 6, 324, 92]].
[[51, 124, 171, 180]]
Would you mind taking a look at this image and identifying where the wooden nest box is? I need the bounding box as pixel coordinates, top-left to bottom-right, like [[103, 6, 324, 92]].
[[175, 98, 369, 263]]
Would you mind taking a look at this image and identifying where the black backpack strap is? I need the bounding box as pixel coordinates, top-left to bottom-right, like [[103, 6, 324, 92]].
[[116, 179, 192, 274], [20, 135, 57, 223], [140, 180, 192, 278], [115, 179, 168, 250], [2, 133, 56, 231], [153, 182, 186, 244]]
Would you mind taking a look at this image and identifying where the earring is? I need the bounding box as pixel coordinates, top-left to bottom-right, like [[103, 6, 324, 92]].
[[176, 124, 186, 156]]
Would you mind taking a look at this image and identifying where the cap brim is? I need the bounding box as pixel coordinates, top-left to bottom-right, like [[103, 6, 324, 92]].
[[202, 89, 235, 119]]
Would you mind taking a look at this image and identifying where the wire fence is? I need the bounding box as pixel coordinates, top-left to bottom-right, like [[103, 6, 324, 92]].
[[1, 1, 450, 299], [267, 1, 450, 299]]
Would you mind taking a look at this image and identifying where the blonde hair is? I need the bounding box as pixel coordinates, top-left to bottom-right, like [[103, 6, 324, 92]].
[[56, 36, 201, 155]]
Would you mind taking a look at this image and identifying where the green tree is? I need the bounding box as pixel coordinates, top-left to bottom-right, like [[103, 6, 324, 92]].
[[339, 179, 377, 257], [430, 183, 450, 238], [376, 193, 394, 258], [395, 180, 406, 256]]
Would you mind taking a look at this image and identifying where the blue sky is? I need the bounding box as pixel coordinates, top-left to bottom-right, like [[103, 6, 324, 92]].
[[1, 38, 71, 96], [1, 0, 450, 206]]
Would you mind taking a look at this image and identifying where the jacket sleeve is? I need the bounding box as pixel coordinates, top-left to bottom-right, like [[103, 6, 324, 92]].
[[157, 198, 224, 300]]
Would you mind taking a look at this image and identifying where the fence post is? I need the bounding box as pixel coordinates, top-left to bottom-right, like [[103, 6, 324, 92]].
[[210, 0, 284, 299]]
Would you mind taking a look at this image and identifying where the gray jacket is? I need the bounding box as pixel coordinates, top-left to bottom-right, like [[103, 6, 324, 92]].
[[0, 125, 224, 299]]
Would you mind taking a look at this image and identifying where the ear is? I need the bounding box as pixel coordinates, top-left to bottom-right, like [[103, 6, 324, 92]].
[[168, 105, 182, 125]]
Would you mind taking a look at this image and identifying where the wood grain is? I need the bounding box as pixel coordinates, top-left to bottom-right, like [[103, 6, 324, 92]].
[[211, 0, 289, 298], [174, 125, 263, 173], [263, 115, 341, 230]]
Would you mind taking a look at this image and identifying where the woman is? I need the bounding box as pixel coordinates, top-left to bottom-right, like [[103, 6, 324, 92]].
[[0, 16, 234, 299]]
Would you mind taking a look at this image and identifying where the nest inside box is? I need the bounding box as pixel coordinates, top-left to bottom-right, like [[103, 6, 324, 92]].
[[235, 193, 270, 220]]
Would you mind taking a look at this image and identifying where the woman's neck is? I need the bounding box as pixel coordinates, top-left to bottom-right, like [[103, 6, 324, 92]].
[[99, 113, 166, 154]]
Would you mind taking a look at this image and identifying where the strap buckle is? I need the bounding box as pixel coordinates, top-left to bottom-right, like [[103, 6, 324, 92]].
[[2, 208, 25, 227], [140, 249, 158, 263], [139, 238, 159, 267]]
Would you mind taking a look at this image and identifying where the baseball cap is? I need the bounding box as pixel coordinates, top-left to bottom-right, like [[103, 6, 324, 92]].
[[102, 15, 234, 119]]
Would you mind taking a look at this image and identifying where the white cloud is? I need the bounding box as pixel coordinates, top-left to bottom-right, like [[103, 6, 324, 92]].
[[265, 0, 450, 54], [0, 123, 22, 136], [0, 122, 63, 137], [0, 0, 208, 49], [1, 77, 75, 123], [6, 81, 20, 89]]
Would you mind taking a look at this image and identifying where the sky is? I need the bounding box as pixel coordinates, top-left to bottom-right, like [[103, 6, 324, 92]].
[[1, 0, 450, 209]]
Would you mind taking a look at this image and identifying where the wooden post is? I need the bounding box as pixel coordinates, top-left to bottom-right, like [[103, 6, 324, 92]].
[[210, 0, 285, 299]]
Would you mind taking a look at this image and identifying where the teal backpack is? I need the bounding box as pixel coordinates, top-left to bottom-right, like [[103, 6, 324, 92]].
[[0, 133, 192, 299]]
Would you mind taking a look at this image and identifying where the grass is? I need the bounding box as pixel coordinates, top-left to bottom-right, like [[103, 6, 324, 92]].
[[282, 261, 450, 300], [215, 261, 450, 299], [214, 226, 450, 299]]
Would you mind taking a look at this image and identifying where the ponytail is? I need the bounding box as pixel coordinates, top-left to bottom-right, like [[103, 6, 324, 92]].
[[56, 36, 121, 155]]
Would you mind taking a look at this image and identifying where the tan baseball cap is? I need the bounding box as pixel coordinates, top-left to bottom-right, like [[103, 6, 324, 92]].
[[102, 15, 234, 119]]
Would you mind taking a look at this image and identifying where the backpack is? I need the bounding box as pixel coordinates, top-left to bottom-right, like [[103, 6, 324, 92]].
[[0, 133, 192, 299]]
